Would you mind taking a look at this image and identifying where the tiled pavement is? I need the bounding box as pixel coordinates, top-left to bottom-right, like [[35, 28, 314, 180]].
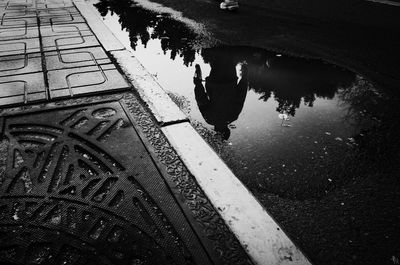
[[0, 0, 130, 106]]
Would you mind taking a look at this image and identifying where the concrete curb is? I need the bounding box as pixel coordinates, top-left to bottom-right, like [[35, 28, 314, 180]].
[[162, 123, 312, 265], [110, 50, 188, 125], [75, 1, 188, 125], [365, 0, 400, 6], [75, 1, 312, 264]]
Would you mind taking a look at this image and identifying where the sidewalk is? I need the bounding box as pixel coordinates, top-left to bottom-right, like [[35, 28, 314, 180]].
[[0, 0, 311, 264]]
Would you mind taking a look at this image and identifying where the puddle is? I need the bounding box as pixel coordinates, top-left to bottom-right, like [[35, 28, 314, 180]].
[[92, 0, 400, 200]]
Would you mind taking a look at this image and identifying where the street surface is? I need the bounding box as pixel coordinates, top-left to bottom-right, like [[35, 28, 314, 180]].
[[107, 0, 400, 264]]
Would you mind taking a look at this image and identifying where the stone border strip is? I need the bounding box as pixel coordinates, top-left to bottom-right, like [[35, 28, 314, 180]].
[[111, 50, 188, 125], [75, 2, 312, 264], [74, 1, 188, 125], [162, 123, 312, 265], [365, 0, 400, 6]]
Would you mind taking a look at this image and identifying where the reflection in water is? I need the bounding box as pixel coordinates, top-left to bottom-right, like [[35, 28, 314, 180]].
[[94, 0, 197, 66], [93, 0, 355, 123], [202, 46, 355, 118], [253, 57, 352, 116], [93, 0, 400, 196], [338, 77, 400, 169], [194, 58, 248, 140], [92, 2, 400, 264]]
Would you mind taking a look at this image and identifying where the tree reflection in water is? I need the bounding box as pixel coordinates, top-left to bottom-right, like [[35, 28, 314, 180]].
[[93, 0, 400, 183], [338, 76, 400, 171], [202, 46, 354, 118], [94, 0, 197, 66], [94, 0, 355, 123]]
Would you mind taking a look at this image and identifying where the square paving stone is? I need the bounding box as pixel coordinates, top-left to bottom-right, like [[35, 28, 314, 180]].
[[39, 12, 85, 25], [4, 4, 35, 10], [37, 6, 79, 16], [45, 47, 110, 70], [40, 23, 91, 37], [42, 33, 100, 52], [0, 53, 42, 77], [0, 16, 38, 28], [0, 72, 46, 106], [2, 0, 35, 9], [0, 38, 40, 56], [42, 0, 75, 9], [7, 0, 34, 6], [48, 64, 130, 98], [0, 25, 38, 41], [0, 9, 36, 19], [42, 3, 74, 8]]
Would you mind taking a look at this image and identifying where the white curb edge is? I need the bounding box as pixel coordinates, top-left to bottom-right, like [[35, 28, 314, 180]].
[[110, 50, 188, 125], [365, 0, 400, 6], [75, 1, 188, 125], [162, 123, 313, 265]]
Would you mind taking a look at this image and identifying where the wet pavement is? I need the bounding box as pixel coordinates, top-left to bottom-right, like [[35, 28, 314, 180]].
[[91, 1, 400, 265], [0, 1, 256, 264]]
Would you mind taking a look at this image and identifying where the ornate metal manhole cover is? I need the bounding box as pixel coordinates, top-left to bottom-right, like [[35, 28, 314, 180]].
[[0, 101, 214, 265]]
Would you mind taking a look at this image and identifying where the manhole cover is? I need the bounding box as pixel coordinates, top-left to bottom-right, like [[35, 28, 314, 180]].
[[0, 101, 212, 265]]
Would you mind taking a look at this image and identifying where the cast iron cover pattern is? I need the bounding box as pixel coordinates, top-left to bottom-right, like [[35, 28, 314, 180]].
[[0, 101, 213, 265]]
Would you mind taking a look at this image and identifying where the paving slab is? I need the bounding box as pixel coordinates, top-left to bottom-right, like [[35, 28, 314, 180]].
[[0, 16, 38, 28], [1, 4, 35, 10], [39, 12, 85, 25], [0, 72, 46, 106], [45, 47, 110, 70], [40, 23, 91, 37], [1, 0, 35, 8], [42, 33, 100, 51], [7, 0, 34, 5], [36, 0, 75, 8], [37, 6, 79, 16], [0, 53, 42, 77], [0, 38, 40, 57], [0, 25, 38, 41], [48, 64, 130, 98], [0, 5, 34, 11], [0, 8, 36, 19], [0, 99, 251, 265]]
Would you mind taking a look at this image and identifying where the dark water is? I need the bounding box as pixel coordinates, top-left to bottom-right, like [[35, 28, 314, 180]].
[[93, 0, 399, 199], [92, 0, 400, 264]]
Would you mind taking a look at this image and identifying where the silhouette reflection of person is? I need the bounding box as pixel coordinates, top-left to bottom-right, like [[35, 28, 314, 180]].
[[193, 61, 248, 140]]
